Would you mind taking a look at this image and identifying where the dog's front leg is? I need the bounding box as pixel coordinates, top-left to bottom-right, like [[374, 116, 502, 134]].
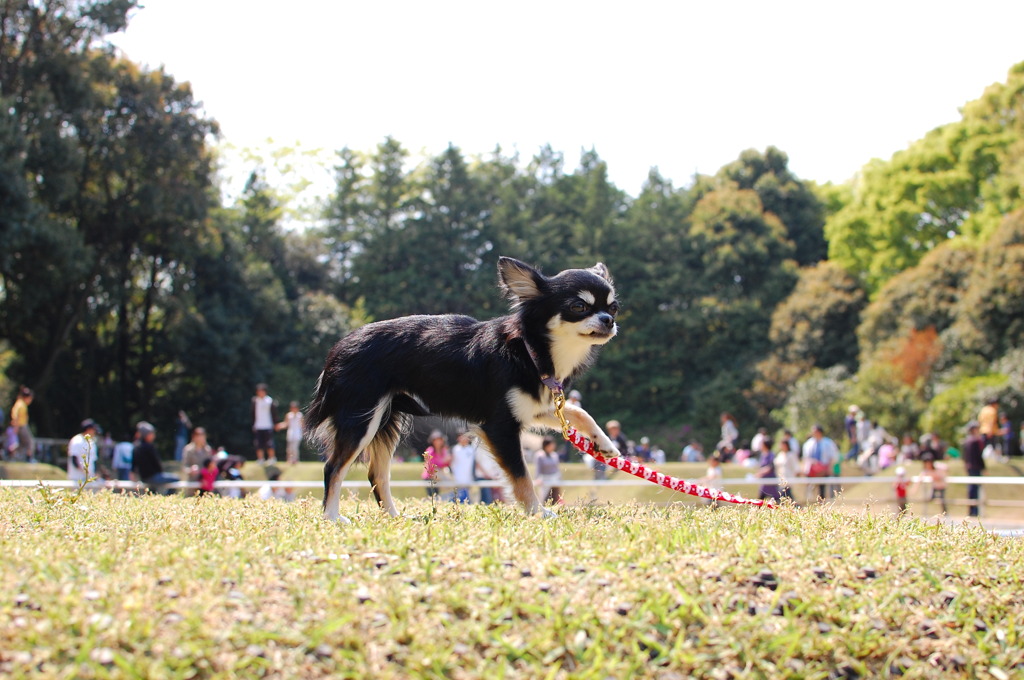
[[536, 403, 621, 456], [477, 423, 546, 515]]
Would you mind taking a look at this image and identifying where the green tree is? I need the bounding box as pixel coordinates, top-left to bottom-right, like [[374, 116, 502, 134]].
[[919, 374, 1009, 444], [714, 147, 828, 265], [856, 239, 976, 361], [771, 366, 850, 443], [748, 262, 866, 420], [0, 1, 216, 434], [949, 209, 1024, 361], [582, 169, 696, 427], [321, 146, 366, 302], [825, 62, 1024, 293]]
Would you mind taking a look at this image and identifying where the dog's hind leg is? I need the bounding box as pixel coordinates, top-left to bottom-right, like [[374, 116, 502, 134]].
[[322, 397, 389, 523], [366, 412, 406, 517], [323, 456, 356, 524], [477, 423, 546, 516]]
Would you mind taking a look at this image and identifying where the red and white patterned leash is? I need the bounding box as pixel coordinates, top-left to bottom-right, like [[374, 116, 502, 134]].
[[552, 389, 772, 508]]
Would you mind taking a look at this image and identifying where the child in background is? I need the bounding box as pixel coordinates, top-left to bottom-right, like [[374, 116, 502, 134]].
[[4, 425, 19, 460], [225, 458, 244, 498], [199, 458, 220, 496], [914, 453, 948, 515], [277, 401, 304, 465], [774, 438, 798, 502], [894, 466, 908, 514], [422, 431, 452, 498], [699, 454, 724, 507], [534, 437, 563, 505], [257, 465, 295, 501]]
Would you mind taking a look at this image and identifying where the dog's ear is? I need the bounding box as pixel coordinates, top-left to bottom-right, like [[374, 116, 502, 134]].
[[590, 262, 612, 282], [498, 257, 546, 302]]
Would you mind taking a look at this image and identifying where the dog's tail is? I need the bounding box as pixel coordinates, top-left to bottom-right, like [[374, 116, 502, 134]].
[[304, 370, 337, 454], [304, 371, 430, 456]]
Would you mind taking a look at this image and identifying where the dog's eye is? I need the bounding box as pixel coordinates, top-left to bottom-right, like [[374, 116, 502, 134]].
[[569, 300, 589, 314], [608, 302, 619, 316]]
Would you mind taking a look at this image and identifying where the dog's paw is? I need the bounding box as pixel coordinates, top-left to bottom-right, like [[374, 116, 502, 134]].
[[594, 434, 620, 457], [323, 512, 353, 524], [541, 507, 557, 519]]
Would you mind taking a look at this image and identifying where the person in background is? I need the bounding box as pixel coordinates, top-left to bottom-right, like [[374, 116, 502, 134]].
[[783, 430, 801, 462], [893, 467, 909, 515], [4, 422, 18, 460], [252, 383, 278, 465], [774, 438, 798, 502], [865, 421, 897, 473], [131, 421, 179, 493], [474, 448, 506, 504], [634, 436, 651, 462], [844, 405, 860, 461], [67, 419, 100, 486], [650, 442, 666, 464], [112, 435, 135, 482], [755, 435, 781, 502], [10, 386, 35, 462], [914, 453, 947, 515], [978, 398, 999, 453], [278, 401, 304, 465], [257, 465, 294, 501], [899, 434, 920, 463], [174, 411, 192, 463], [422, 431, 451, 498], [595, 420, 627, 480], [567, 390, 583, 409], [98, 431, 115, 471], [682, 440, 704, 462], [998, 412, 1013, 463], [449, 432, 477, 503], [854, 411, 872, 461], [750, 427, 768, 458], [919, 432, 944, 461], [223, 457, 245, 499], [802, 424, 840, 502], [534, 437, 563, 505], [198, 457, 220, 496], [961, 420, 985, 518], [719, 413, 739, 453], [698, 453, 724, 507], [181, 427, 213, 496]]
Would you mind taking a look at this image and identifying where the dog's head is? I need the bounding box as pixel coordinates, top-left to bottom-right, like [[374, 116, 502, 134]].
[[498, 256, 619, 348]]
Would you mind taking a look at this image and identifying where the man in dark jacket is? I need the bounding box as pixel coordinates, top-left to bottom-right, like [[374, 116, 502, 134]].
[[961, 420, 985, 517], [131, 421, 179, 493]]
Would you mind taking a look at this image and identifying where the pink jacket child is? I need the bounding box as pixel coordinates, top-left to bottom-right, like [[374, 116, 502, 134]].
[[422, 444, 451, 480], [199, 459, 220, 494]]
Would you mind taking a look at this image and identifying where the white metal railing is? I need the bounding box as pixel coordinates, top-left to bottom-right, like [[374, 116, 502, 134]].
[[2, 475, 1020, 517]]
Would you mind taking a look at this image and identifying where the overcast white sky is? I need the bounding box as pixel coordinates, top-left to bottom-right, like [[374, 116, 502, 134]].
[[111, 0, 1024, 204]]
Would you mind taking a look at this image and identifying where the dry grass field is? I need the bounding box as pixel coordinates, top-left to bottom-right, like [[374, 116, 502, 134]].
[[1, 484, 1022, 679]]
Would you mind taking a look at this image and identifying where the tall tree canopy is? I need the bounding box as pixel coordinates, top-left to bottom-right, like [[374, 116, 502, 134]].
[[825, 62, 1024, 294], [711, 146, 827, 266], [0, 1, 356, 449]]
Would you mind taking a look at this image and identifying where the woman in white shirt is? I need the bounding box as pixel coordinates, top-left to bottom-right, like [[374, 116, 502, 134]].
[[774, 438, 798, 501], [449, 432, 477, 503]]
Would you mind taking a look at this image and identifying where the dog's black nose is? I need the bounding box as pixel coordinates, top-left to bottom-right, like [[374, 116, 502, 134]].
[[598, 312, 614, 329]]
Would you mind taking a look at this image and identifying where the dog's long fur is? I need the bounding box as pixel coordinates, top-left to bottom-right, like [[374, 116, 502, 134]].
[[305, 256, 621, 521]]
